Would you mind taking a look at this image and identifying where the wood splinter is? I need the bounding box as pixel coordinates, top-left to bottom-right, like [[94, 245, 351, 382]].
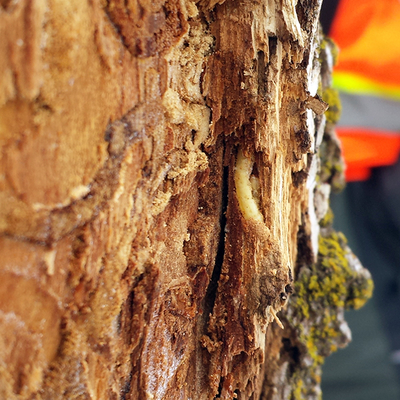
[[269, 306, 284, 329]]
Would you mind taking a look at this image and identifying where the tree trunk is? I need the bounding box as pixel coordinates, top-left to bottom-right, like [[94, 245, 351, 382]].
[[0, 1, 372, 399]]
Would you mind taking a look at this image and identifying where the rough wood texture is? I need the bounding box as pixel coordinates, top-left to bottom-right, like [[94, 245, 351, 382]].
[[0, 1, 372, 399]]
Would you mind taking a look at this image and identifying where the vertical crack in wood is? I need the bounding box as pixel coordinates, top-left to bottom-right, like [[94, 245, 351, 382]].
[[203, 164, 229, 321]]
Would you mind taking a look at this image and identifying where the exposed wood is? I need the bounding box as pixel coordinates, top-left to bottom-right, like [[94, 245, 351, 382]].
[[0, 1, 372, 399]]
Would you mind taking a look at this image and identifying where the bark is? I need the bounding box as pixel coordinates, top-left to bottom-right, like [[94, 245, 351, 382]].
[[0, 1, 372, 400]]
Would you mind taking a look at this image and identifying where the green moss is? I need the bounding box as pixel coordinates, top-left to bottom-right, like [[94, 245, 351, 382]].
[[289, 231, 373, 372], [292, 376, 304, 400], [299, 232, 372, 312], [319, 206, 334, 228], [322, 87, 342, 124], [319, 37, 339, 66], [318, 134, 346, 193], [347, 272, 374, 310], [286, 204, 373, 399], [291, 369, 322, 400], [317, 34, 345, 193]]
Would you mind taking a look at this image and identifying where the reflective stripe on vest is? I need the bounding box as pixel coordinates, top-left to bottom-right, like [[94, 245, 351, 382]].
[[338, 93, 400, 132]]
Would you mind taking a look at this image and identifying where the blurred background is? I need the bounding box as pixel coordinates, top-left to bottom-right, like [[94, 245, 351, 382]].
[[319, 0, 400, 399]]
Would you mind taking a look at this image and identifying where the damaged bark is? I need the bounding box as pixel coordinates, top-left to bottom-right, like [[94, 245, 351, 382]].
[[0, 1, 372, 399]]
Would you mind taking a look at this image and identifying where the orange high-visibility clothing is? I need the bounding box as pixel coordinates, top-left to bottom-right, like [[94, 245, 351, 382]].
[[329, 0, 400, 181]]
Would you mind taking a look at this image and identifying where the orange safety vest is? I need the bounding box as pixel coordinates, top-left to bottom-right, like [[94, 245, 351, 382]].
[[329, 0, 400, 181]]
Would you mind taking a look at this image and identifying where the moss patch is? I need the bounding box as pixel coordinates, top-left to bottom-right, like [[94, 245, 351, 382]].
[[286, 228, 373, 399], [322, 87, 342, 124], [291, 231, 373, 364]]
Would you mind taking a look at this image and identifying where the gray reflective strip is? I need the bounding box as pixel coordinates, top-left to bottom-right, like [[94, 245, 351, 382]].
[[338, 92, 400, 133]]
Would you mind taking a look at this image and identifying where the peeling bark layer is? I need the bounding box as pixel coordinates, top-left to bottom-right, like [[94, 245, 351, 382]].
[[0, 1, 371, 400]]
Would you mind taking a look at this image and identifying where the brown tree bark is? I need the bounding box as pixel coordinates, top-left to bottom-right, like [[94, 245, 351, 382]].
[[0, 1, 372, 399]]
